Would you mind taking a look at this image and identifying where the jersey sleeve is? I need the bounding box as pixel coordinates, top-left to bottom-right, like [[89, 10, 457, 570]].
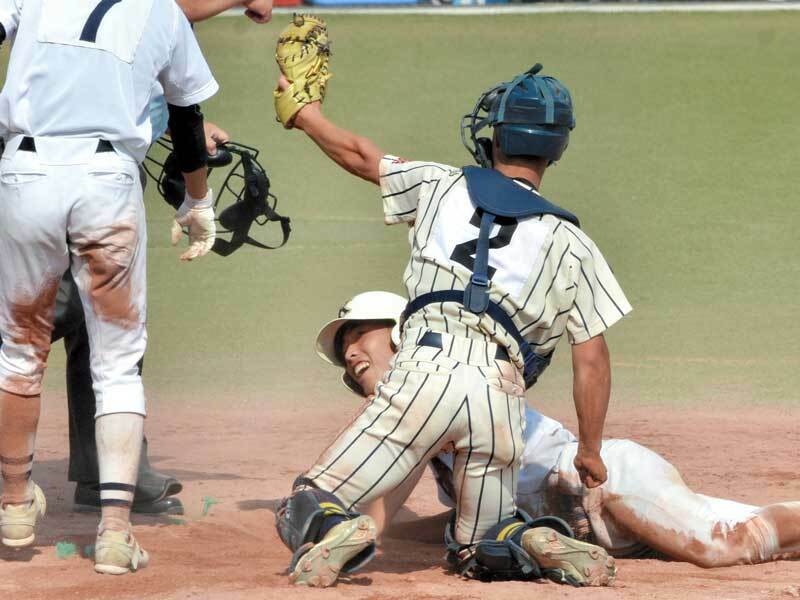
[[566, 236, 632, 344], [379, 155, 451, 225], [158, 7, 218, 107], [0, 0, 23, 39]]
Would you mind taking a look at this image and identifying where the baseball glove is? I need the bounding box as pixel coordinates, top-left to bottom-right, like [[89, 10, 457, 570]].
[[273, 14, 331, 128]]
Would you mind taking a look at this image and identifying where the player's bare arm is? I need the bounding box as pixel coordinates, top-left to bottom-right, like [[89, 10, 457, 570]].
[[571, 334, 611, 488], [291, 99, 383, 185], [176, 0, 272, 23], [272, 17, 386, 182]]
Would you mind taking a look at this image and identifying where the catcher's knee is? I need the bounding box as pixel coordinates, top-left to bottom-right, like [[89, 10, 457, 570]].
[[445, 510, 574, 582], [276, 476, 376, 574]]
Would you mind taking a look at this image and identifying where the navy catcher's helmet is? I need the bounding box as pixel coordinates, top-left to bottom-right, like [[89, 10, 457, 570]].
[[461, 64, 575, 168]]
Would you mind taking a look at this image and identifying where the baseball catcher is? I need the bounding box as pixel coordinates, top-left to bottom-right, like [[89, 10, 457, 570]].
[[272, 13, 626, 589]]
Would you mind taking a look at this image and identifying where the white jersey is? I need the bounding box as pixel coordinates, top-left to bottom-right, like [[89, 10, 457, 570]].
[[379, 156, 632, 373], [0, 0, 218, 162]]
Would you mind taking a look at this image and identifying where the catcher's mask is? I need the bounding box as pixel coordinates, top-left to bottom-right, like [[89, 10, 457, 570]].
[[461, 63, 576, 169], [144, 138, 291, 256]]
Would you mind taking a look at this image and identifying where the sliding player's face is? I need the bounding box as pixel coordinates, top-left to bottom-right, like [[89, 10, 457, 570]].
[[340, 322, 395, 397]]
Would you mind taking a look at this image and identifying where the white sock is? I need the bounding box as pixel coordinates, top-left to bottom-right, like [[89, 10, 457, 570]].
[[96, 413, 144, 532]]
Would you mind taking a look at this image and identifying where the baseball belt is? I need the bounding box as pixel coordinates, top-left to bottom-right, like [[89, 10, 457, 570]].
[[16, 136, 114, 153], [417, 331, 511, 362]]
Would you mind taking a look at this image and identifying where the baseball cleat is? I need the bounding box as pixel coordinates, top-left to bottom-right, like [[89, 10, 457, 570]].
[[94, 529, 149, 575], [521, 526, 616, 587], [0, 482, 46, 547], [290, 515, 377, 588]]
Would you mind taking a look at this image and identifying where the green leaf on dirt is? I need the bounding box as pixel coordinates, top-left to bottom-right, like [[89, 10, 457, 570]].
[[56, 541, 77, 559], [201, 496, 220, 516]]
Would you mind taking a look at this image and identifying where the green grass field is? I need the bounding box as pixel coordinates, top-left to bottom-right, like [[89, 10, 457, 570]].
[[26, 12, 800, 409]]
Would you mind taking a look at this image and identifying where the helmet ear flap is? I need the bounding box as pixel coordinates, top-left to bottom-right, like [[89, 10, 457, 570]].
[[390, 321, 401, 348], [475, 137, 494, 168]]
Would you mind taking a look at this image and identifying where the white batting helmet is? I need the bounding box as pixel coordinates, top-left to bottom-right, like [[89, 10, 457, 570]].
[[315, 291, 406, 394]]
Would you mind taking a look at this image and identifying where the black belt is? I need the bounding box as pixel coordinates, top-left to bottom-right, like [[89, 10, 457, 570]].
[[17, 137, 114, 153], [417, 331, 511, 362]]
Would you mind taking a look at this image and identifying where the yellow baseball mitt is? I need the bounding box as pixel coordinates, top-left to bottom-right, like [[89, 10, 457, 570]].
[[274, 14, 331, 128]]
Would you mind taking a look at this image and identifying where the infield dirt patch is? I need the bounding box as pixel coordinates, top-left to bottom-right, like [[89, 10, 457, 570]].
[[3, 398, 799, 600]]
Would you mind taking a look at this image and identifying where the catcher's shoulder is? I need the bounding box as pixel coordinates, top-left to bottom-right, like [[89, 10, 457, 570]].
[[380, 155, 460, 177]]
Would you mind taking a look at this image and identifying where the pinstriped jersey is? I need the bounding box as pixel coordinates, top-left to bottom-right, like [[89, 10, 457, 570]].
[[379, 155, 632, 371]]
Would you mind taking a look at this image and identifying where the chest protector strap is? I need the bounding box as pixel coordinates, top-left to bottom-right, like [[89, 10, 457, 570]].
[[404, 166, 580, 389]]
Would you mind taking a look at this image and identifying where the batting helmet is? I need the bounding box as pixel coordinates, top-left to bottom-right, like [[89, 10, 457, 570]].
[[315, 291, 406, 395], [143, 138, 291, 256], [461, 63, 575, 168]]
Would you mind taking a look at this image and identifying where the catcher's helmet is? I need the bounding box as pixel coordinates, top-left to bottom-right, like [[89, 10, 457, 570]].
[[315, 291, 406, 395], [143, 138, 291, 256], [461, 64, 575, 168]]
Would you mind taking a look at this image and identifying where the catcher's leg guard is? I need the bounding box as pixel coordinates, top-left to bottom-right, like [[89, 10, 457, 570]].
[[275, 478, 377, 588], [446, 510, 615, 586]]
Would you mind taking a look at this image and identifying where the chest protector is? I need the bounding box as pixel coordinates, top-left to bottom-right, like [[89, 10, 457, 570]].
[[404, 166, 580, 389]]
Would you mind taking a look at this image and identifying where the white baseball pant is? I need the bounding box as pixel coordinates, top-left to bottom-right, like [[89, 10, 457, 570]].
[[0, 135, 147, 416], [547, 439, 800, 566]]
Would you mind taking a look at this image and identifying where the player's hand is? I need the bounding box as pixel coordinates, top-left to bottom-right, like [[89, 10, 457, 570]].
[[574, 447, 607, 488], [204, 121, 230, 157], [244, 0, 272, 23], [171, 190, 216, 261], [277, 74, 290, 93], [277, 75, 321, 130]]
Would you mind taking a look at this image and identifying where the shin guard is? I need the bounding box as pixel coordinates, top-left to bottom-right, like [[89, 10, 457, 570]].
[[276, 478, 375, 575]]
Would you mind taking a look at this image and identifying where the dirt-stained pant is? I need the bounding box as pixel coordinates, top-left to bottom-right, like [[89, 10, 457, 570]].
[[306, 327, 526, 545], [548, 439, 800, 566], [0, 135, 147, 416]]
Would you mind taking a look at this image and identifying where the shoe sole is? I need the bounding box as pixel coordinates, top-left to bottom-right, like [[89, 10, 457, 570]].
[[95, 564, 132, 576], [95, 548, 150, 575], [523, 527, 616, 587], [290, 516, 377, 588], [2, 533, 34, 547]]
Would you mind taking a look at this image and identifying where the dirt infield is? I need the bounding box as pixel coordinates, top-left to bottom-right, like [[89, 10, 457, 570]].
[[4, 398, 800, 600]]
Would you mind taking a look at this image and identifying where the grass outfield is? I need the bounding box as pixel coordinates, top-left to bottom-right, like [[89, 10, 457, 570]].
[[20, 12, 799, 408]]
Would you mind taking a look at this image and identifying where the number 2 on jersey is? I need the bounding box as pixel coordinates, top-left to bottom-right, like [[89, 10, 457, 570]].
[[450, 209, 518, 279], [425, 192, 549, 300], [80, 0, 123, 43]]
